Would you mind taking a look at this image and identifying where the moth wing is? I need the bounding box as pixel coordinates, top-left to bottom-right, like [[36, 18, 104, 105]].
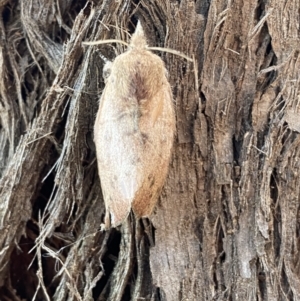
[[94, 93, 142, 227], [132, 86, 175, 217]]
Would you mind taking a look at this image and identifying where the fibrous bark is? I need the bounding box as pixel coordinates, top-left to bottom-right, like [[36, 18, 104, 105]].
[[0, 0, 300, 301]]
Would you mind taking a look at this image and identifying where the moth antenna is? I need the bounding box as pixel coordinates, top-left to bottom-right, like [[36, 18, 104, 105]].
[[82, 39, 129, 47], [147, 46, 193, 62], [83, 21, 193, 62]]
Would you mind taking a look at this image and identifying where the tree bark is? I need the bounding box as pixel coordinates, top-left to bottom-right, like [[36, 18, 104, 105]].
[[0, 0, 300, 300]]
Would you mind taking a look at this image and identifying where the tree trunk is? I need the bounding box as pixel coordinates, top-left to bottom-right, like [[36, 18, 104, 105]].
[[0, 0, 300, 300]]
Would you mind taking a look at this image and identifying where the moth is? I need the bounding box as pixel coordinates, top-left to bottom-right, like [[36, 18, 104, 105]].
[[92, 22, 176, 229]]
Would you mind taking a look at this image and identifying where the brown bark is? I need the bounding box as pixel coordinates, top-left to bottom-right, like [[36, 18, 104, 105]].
[[0, 0, 300, 300]]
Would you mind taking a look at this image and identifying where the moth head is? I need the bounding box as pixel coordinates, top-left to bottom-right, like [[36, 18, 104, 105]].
[[130, 21, 147, 50]]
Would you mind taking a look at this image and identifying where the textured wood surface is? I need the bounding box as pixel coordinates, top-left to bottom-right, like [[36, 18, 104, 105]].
[[0, 0, 300, 300]]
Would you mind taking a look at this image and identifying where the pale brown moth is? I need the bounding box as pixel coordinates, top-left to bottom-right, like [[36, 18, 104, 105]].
[[90, 22, 176, 229]]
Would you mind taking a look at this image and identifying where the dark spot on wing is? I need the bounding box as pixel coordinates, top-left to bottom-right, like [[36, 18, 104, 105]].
[[125, 128, 138, 136], [148, 174, 155, 188], [131, 157, 140, 165], [117, 112, 128, 120], [150, 178, 155, 188], [142, 133, 148, 144]]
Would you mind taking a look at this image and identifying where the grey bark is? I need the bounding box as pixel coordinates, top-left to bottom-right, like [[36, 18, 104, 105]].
[[0, 0, 300, 300]]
